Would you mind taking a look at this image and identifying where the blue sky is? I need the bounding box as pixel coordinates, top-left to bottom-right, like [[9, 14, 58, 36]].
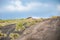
[[0, 0, 60, 19]]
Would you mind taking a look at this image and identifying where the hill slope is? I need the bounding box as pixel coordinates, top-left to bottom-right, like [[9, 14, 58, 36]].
[[16, 16, 60, 40]]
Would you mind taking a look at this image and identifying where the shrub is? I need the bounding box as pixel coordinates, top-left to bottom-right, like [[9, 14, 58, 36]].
[[0, 32, 7, 38], [15, 22, 25, 31], [9, 33, 20, 40]]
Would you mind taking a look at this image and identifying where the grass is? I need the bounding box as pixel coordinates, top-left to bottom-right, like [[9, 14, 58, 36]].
[[0, 16, 59, 40], [9, 33, 20, 40], [0, 31, 7, 38]]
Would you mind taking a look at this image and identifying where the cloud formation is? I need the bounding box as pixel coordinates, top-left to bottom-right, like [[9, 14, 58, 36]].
[[57, 5, 60, 11], [0, 0, 51, 12], [0, 0, 59, 19]]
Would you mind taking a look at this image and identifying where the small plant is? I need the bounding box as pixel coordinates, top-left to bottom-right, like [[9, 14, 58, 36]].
[[9, 33, 20, 40], [15, 22, 25, 31], [0, 31, 7, 38]]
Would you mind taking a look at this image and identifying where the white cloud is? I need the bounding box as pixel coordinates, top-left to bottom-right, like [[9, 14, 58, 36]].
[[5, 5, 15, 11], [57, 5, 60, 11], [32, 16, 40, 19], [5, 1, 42, 11], [0, 0, 50, 12]]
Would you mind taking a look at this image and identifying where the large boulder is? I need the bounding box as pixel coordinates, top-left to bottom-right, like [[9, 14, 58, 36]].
[[17, 17, 60, 40]]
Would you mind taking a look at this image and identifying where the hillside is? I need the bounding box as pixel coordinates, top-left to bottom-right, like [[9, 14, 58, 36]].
[[0, 16, 60, 40], [0, 17, 43, 40], [16, 16, 60, 40]]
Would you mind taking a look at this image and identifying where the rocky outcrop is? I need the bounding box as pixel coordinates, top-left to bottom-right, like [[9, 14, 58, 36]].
[[17, 17, 60, 40]]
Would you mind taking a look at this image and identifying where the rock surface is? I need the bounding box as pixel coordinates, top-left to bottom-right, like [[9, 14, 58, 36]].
[[16, 17, 60, 40]]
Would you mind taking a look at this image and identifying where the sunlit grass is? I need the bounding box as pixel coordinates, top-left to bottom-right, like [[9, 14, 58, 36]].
[[9, 33, 20, 40]]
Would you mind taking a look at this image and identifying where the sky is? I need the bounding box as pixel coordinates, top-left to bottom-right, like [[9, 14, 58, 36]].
[[0, 0, 60, 19]]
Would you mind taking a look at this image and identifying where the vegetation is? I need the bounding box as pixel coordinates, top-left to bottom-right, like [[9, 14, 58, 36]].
[[51, 16, 59, 18], [15, 22, 25, 31], [0, 18, 43, 40], [0, 24, 2, 27], [0, 31, 7, 38], [0, 16, 59, 40], [9, 33, 20, 40]]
